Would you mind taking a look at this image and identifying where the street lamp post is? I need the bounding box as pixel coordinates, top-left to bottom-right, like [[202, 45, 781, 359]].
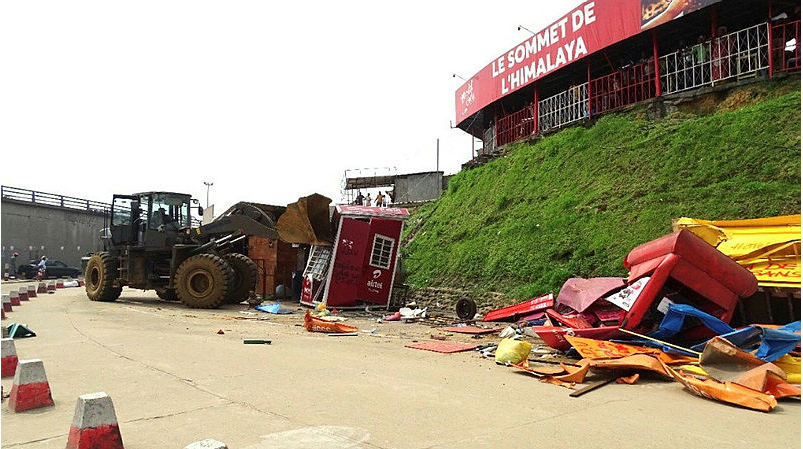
[[203, 181, 214, 208]]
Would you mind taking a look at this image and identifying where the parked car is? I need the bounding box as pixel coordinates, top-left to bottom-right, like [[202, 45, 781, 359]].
[[17, 259, 82, 279]]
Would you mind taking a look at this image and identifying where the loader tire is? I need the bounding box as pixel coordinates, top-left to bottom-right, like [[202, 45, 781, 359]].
[[223, 253, 259, 304], [175, 254, 233, 309], [85, 252, 122, 302], [155, 288, 179, 301]]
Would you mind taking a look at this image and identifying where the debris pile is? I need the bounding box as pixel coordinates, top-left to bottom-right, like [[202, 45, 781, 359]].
[[474, 226, 801, 412]]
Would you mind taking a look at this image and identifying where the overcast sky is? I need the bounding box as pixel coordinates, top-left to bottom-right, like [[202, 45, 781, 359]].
[[0, 0, 582, 212]]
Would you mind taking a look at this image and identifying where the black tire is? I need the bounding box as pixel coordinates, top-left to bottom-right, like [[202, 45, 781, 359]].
[[85, 252, 122, 302], [222, 253, 258, 304], [175, 254, 233, 309], [155, 288, 179, 301], [455, 297, 478, 321]]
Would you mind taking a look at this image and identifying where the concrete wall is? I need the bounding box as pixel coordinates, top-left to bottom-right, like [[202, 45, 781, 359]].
[[394, 172, 443, 204], [1, 199, 106, 269]]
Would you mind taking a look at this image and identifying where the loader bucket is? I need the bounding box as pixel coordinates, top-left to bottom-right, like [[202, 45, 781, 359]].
[[276, 193, 333, 246]]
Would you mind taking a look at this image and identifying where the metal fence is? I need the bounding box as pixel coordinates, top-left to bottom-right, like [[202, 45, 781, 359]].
[[489, 21, 794, 152], [538, 82, 588, 133], [771, 20, 801, 72], [495, 106, 534, 146], [1, 185, 110, 214], [661, 23, 770, 95], [590, 61, 657, 115]]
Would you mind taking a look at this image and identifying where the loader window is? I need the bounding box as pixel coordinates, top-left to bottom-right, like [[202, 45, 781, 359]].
[[150, 194, 190, 230], [112, 198, 134, 226]]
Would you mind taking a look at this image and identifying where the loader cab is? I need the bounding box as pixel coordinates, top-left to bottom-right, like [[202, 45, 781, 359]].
[[111, 192, 193, 248]]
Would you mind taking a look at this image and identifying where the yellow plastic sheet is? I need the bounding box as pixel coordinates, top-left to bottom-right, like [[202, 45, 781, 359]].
[[676, 215, 801, 287]]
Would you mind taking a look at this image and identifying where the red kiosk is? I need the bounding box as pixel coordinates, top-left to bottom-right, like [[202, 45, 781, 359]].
[[300, 205, 409, 309]]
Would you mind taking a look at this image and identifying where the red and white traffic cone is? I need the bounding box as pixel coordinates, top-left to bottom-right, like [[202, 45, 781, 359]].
[[2, 295, 12, 313], [8, 359, 55, 412], [18, 287, 29, 302], [1, 338, 18, 378], [28, 285, 37, 298], [37, 282, 47, 294], [66, 392, 124, 449], [9, 291, 21, 306], [56, 279, 65, 289]]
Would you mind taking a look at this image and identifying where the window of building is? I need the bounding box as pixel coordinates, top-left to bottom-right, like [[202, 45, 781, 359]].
[[369, 234, 394, 270]]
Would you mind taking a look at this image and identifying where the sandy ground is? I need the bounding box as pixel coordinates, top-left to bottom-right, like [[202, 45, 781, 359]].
[[0, 281, 800, 449]]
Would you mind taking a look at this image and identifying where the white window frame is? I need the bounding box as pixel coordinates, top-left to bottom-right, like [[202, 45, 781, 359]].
[[369, 234, 395, 270]]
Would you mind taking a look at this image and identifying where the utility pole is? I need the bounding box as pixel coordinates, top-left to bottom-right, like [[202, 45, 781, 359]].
[[203, 181, 214, 208], [436, 138, 440, 172]]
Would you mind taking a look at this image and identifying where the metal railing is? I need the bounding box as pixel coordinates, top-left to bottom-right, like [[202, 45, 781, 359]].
[[590, 61, 657, 115], [495, 106, 534, 146], [771, 20, 801, 72], [538, 82, 589, 133], [481, 22, 798, 159], [660, 23, 770, 95], [1, 185, 110, 214]]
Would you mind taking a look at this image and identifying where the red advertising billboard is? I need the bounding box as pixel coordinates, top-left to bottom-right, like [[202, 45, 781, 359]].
[[455, 0, 722, 124]]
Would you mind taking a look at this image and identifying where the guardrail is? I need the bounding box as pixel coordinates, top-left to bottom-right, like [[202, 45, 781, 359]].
[[1, 185, 110, 214]]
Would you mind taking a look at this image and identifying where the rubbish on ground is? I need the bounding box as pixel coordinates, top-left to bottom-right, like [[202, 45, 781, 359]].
[[616, 373, 640, 384], [569, 377, 618, 397], [482, 293, 553, 322], [304, 311, 359, 334], [556, 277, 627, 313], [622, 230, 757, 337], [617, 328, 702, 357], [494, 338, 532, 364], [431, 335, 448, 341], [255, 303, 293, 314], [383, 311, 401, 321], [6, 324, 36, 339], [531, 325, 622, 351], [662, 360, 778, 412], [773, 354, 801, 384], [455, 297, 478, 320], [243, 339, 272, 344], [442, 326, 499, 335], [399, 307, 427, 321], [63, 280, 79, 288], [588, 354, 672, 378], [676, 215, 801, 288], [327, 333, 358, 337], [405, 341, 478, 354], [216, 330, 224, 335], [498, 326, 518, 339], [565, 336, 661, 359], [649, 304, 735, 341], [239, 311, 256, 315]]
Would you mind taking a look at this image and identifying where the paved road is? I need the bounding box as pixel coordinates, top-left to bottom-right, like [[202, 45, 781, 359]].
[[1, 282, 800, 448]]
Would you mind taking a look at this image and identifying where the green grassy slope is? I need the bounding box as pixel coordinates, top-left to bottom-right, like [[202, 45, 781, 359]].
[[403, 80, 801, 302]]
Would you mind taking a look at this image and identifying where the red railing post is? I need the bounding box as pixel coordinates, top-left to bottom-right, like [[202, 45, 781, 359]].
[[533, 84, 539, 135], [652, 30, 661, 96], [587, 59, 593, 118], [768, 1, 774, 77]]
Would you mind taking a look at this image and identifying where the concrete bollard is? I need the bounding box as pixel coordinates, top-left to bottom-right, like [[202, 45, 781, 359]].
[[2, 295, 12, 312], [18, 287, 29, 302], [184, 440, 228, 449], [47, 281, 56, 293], [1, 338, 18, 378], [9, 291, 21, 306], [1, 308, 5, 320], [8, 359, 55, 412], [28, 285, 37, 298], [37, 282, 47, 294], [56, 279, 65, 289], [66, 392, 124, 449]]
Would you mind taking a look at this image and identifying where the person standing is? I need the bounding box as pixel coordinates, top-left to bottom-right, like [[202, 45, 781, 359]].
[[9, 251, 18, 279], [375, 191, 385, 208], [37, 256, 48, 279], [365, 193, 371, 207], [355, 191, 364, 206]]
